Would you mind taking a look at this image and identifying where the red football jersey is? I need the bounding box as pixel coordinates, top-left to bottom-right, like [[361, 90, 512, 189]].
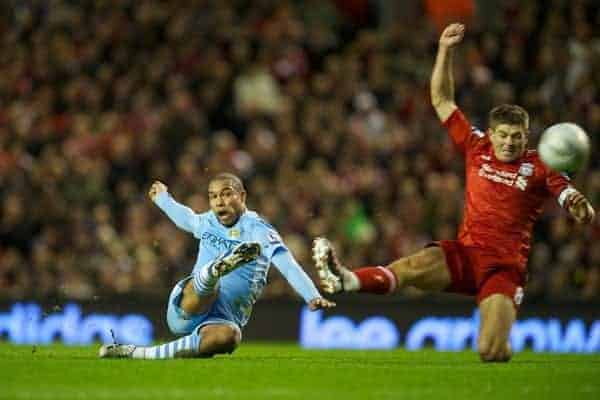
[[443, 109, 574, 269]]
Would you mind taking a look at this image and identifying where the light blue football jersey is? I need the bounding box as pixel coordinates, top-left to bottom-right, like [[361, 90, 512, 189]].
[[155, 191, 320, 327]]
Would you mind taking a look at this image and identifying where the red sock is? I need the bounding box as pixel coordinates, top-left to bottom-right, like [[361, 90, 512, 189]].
[[354, 266, 397, 294]]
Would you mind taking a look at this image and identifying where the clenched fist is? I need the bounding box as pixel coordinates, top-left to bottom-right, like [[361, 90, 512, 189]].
[[439, 23, 465, 49], [149, 181, 167, 201]]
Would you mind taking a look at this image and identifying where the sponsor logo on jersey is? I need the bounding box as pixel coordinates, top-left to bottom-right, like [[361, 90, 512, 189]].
[[515, 176, 528, 191], [481, 155, 491, 161], [201, 232, 238, 251], [478, 163, 529, 191]]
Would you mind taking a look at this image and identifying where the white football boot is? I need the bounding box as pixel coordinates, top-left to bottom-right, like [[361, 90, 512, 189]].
[[99, 343, 136, 358], [312, 237, 354, 294], [211, 242, 261, 276]]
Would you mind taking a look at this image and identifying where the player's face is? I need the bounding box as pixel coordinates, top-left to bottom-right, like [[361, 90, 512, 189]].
[[489, 124, 528, 162], [208, 179, 247, 227]]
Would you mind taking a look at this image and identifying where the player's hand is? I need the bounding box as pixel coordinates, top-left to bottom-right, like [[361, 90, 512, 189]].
[[149, 181, 168, 201], [439, 23, 465, 49], [308, 297, 336, 311], [566, 191, 596, 224]]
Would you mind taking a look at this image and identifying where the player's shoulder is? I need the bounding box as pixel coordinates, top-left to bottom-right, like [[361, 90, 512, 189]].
[[446, 108, 485, 133], [523, 149, 550, 173], [203, 210, 218, 224], [470, 125, 486, 139], [524, 149, 572, 180], [200, 210, 213, 218], [467, 125, 490, 153], [243, 210, 278, 232], [524, 149, 541, 162], [243, 210, 284, 243], [452, 109, 489, 149]]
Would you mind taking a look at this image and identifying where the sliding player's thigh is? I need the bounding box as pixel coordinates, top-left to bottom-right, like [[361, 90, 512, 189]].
[[386, 244, 452, 291], [397, 240, 476, 293], [167, 276, 220, 336]]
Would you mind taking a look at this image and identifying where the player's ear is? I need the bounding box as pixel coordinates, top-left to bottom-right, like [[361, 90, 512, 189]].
[[239, 190, 247, 203]]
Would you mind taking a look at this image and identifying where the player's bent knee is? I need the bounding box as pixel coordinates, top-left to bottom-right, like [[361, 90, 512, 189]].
[[500, 343, 513, 362], [215, 330, 239, 353], [480, 351, 508, 362], [477, 338, 493, 361], [478, 337, 497, 362], [479, 348, 500, 362], [478, 339, 510, 362], [200, 325, 240, 355]]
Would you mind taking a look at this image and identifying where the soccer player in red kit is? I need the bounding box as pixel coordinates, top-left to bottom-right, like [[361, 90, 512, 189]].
[[313, 23, 596, 362]]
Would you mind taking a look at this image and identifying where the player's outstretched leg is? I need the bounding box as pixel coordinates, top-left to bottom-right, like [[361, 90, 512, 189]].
[[193, 241, 261, 296], [313, 237, 397, 294], [99, 328, 201, 359], [99, 324, 240, 359], [313, 237, 356, 293], [313, 237, 450, 295]]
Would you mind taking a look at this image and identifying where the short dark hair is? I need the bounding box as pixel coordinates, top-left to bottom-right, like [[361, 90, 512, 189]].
[[210, 172, 245, 193], [488, 104, 529, 131]]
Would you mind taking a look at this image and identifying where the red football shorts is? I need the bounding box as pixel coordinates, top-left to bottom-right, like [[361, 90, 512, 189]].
[[429, 240, 527, 308]]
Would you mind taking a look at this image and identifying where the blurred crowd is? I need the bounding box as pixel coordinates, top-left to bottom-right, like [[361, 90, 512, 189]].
[[1, 0, 599, 302]]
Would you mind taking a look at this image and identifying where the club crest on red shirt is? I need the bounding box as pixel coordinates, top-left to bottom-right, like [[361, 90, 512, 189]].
[[519, 163, 534, 177]]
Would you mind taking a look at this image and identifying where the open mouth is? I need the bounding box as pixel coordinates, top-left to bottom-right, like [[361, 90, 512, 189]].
[[216, 210, 230, 219]]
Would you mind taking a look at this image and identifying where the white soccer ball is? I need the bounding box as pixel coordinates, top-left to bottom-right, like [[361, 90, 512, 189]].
[[538, 122, 590, 173]]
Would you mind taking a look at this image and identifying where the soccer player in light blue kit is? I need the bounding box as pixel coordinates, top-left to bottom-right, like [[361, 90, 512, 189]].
[[100, 173, 335, 359]]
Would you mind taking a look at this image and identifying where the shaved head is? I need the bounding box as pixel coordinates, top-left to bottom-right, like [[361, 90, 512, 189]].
[[210, 173, 245, 193]]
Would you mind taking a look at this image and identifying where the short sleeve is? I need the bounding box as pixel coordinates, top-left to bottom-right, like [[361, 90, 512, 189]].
[[442, 108, 485, 154]]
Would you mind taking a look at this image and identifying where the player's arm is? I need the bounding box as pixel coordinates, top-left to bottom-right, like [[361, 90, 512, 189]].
[[430, 23, 464, 122], [148, 181, 202, 234], [271, 249, 336, 310], [547, 173, 596, 224]]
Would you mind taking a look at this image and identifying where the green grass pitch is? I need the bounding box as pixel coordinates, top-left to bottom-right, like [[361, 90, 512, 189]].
[[1, 342, 598, 400]]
